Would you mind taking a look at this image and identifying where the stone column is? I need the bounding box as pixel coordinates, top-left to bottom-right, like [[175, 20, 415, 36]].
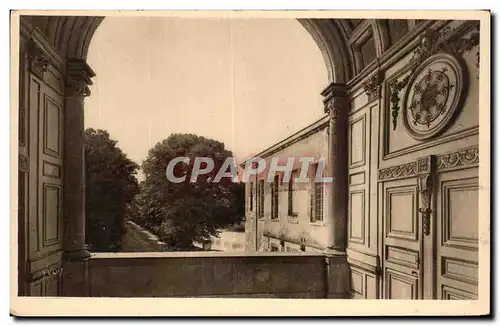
[[62, 59, 95, 296], [321, 83, 350, 298], [322, 83, 349, 252]]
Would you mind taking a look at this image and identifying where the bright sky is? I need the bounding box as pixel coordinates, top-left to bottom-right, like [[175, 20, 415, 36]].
[[85, 17, 328, 166]]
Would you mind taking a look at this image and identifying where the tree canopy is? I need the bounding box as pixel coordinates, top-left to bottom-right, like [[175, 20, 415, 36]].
[[128, 133, 244, 250], [85, 128, 140, 251]]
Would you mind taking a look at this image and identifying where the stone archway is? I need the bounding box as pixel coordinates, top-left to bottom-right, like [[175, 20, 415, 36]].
[[17, 14, 385, 296]]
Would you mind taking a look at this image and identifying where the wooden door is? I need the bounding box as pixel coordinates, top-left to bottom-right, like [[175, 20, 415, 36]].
[[435, 167, 479, 299], [382, 177, 422, 299], [380, 150, 479, 300], [21, 37, 65, 296]]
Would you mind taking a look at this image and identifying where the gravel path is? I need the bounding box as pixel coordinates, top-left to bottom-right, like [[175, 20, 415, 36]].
[[121, 220, 165, 252]]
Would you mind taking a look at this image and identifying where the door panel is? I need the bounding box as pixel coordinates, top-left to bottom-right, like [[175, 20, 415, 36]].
[[382, 178, 422, 299], [436, 168, 479, 299]]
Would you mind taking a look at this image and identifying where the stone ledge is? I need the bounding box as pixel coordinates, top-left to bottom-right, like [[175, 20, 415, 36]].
[[89, 251, 324, 259]]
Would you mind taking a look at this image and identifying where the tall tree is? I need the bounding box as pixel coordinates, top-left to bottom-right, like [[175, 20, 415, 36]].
[[85, 128, 140, 251], [130, 133, 244, 250]]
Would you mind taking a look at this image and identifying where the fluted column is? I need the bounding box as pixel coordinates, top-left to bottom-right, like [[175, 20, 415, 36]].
[[321, 83, 350, 298], [63, 59, 94, 260]]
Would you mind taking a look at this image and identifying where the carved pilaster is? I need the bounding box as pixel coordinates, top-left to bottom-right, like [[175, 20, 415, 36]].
[[416, 155, 436, 236], [362, 71, 383, 103], [27, 39, 50, 80]]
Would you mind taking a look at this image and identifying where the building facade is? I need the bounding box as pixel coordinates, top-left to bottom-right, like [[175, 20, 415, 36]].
[[244, 116, 332, 253]]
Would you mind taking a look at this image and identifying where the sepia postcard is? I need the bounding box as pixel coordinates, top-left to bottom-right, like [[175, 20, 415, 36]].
[[10, 10, 491, 317]]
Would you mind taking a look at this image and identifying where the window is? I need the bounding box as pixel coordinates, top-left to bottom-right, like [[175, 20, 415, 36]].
[[271, 174, 279, 220], [257, 179, 265, 218], [270, 243, 279, 252], [249, 182, 254, 211], [288, 170, 298, 217], [310, 164, 324, 222]]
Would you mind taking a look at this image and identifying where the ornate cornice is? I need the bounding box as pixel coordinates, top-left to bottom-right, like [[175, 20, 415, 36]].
[[378, 146, 479, 182], [19, 154, 29, 173], [66, 59, 95, 97], [27, 39, 51, 80], [362, 71, 383, 103]]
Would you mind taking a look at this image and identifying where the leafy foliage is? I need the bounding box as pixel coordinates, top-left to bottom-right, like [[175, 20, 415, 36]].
[[85, 128, 140, 251], [127, 133, 244, 250]]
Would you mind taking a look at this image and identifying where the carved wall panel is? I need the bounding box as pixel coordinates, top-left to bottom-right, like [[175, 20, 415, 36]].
[[386, 187, 418, 241], [348, 190, 365, 244], [42, 184, 62, 246], [349, 172, 365, 186], [350, 268, 364, 298], [42, 161, 61, 178], [441, 257, 478, 285], [349, 115, 366, 168], [348, 266, 378, 299], [441, 178, 479, 250], [385, 268, 419, 299], [365, 274, 377, 299], [386, 246, 419, 269], [442, 285, 478, 300], [43, 95, 62, 158]]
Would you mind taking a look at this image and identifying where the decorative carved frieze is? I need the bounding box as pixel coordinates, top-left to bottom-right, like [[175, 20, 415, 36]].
[[378, 146, 478, 182], [389, 22, 479, 131], [436, 146, 479, 172], [362, 71, 383, 102], [66, 59, 96, 97], [27, 39, 51, 80], [378, 161, 417, 181], [19, 154, 29, 173]]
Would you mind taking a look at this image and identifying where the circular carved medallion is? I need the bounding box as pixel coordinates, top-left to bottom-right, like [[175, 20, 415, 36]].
[[402, 54, 467, 140]]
